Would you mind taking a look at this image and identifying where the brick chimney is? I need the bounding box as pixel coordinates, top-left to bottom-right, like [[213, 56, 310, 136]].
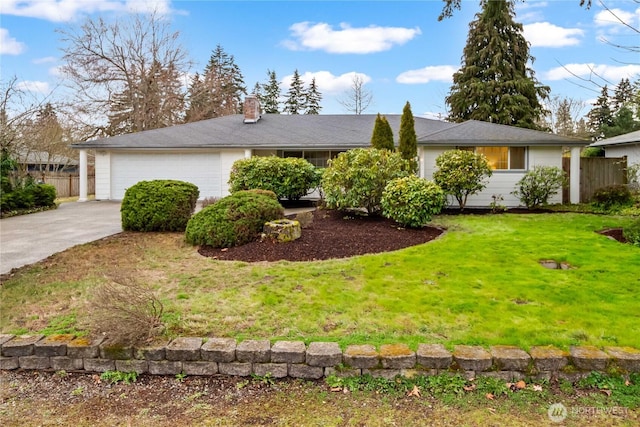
[[243, 95, 261, 124]]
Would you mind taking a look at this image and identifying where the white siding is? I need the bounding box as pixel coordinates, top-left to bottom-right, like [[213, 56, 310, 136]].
[[110, 151, 223, 200], [605, 144, 640, 166], [422, 145, 564, 208], [94, 151, 111, 200]]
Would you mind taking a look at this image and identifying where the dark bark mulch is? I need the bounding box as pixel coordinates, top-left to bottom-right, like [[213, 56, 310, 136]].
[[198, 209, 444, 262]]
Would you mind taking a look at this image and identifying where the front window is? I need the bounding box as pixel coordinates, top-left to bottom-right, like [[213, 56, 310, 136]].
[[461, 146, 526, 170]]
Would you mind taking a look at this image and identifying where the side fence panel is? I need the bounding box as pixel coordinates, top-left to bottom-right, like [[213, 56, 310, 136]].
[[44, 174, 95, 198]]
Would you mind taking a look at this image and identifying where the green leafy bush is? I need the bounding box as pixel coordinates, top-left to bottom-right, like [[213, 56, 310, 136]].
[[591, 184, 633, 212], [433, 149, 492, 210], [512, 166, 566, 209], [31, 184, 57, 207], [185, 190, 284, 248], [321, 148, 410, 215], [623, 218, 640, 247], [121, 180, 199, 232], [228, 156, 319, 200], [381, 176, 446, 227], [0, 182, 56, 213]]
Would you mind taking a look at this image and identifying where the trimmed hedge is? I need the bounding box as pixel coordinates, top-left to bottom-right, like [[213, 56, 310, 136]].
[[382, 176, 446, 228], [185, 190, 284, 248], [228, 156, 320, 200], [0, 183, 57, 213], [121, 180, 199, 232]]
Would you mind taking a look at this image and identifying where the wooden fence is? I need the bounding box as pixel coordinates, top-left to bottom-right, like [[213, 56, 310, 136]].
[[43, 174, 95, 198], [562, 156, 627, 203]]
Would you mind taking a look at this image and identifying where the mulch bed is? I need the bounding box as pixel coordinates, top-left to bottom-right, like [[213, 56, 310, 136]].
[[198, 209, 444, 262]]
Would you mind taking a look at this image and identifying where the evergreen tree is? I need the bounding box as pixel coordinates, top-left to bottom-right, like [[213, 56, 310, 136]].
[[261, 69, 281, 114], [284, 70, 306, 115], [304, 78, 322, 114], [398, 101, 418, 172], [185, 44, 246, 122], [371, 113, 394, 151], [555, 99, 574, 137], [586, 86, 613, 139], [109, 59, 184, 133], [612, 78, 633, 111], [445, 0, 549, 129], [185, 72, 206, 123]]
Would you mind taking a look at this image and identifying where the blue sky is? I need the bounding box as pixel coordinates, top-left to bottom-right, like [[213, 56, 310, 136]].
[[1, 0, 639, 120]]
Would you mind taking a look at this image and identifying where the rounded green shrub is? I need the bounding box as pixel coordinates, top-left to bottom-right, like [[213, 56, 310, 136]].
[[30, 184, 57, 207], [321, 148, 411, 215], [591, 184, 633, 212], [121, 180, 199, 232], [512, 166, 566, 209], [185, 190, 284, 248], [623, 218, 640, 247], [382, 176, 446, 228], [228, 156, 320, 200], [433, 149, 492, 211]]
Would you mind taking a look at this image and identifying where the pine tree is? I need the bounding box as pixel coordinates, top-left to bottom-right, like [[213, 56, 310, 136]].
[[108, 60, 184, 133], [284, 70, 306, 115], [185, 45, 246, 122], [398, 101, 418, 172], [371, 113, 394, 151], [612, 78, 633, 112], [304, 78, 322, 114], [586, 86, 613, 139], [185, 73, 206, 123], [445, 0, 549, 129], [261, 69, 281, 114]]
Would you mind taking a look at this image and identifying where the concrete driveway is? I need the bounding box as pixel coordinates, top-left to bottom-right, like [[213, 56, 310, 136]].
[[0, 201, 122, 275]]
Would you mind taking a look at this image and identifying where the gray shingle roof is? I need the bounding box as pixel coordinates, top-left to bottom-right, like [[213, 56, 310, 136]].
[[590, 130, 640, 147], [71, 114, 586, 149]]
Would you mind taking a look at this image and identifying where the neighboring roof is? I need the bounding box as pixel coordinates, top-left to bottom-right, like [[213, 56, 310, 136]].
[[590, 130, 640, 147], [18, 150, 78, 165], [71, 114, 586, 150]]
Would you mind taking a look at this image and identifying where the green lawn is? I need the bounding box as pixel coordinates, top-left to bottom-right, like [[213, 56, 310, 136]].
[[1, 212, 638, 351]]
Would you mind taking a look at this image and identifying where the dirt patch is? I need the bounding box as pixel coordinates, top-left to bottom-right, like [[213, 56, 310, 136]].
[[597, 228, 627, 243], [198, 209, 444, 262]]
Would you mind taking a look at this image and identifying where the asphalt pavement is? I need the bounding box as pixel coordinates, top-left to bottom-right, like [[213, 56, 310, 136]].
[[0, 201, 123, 275], [0, 201, 315, 275]]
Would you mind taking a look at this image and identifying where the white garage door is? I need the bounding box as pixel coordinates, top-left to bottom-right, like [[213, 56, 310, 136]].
[[111, 152, 221, 200]]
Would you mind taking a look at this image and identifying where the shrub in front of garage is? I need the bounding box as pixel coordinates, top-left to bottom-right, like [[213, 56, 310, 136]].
[[121, 180, 199, 231]]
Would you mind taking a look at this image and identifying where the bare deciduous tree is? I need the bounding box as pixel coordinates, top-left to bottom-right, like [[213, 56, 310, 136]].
[[58, 11, 189, 137], [338, 74, 373, 115]]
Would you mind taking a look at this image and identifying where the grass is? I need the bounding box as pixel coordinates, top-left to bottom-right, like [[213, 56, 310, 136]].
[[1, 212, 638, 351]]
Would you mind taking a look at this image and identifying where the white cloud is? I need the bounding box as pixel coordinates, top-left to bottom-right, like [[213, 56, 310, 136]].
[[281, 71, 371, 94], [594, 7, 638, 30], [283, 22, 421, 54], [523, 22, 584, 47], [15, 80, 51, 94], [0, 28, 26, 55], [544, 63, 640, 82], [515, 1, 548, 23], [1, 0, 174, 22], [396, 65, 456, 84], [33, 56, 57, 64]]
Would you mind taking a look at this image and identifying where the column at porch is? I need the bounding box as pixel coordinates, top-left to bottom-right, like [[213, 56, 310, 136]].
[[570, 146, 581, 204], [78, 149, 88, 202]]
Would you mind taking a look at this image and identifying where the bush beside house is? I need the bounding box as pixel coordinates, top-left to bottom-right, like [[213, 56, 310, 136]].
[[121, 180, 199, 232], [382, 176, 446, 228], [228, 156, 319, 201], [433, 150, 492, 211], [322, 148, 410, 215]]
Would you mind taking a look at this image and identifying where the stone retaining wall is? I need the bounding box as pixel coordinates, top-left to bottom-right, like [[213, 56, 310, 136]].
[[1, 334, 639, 380]]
